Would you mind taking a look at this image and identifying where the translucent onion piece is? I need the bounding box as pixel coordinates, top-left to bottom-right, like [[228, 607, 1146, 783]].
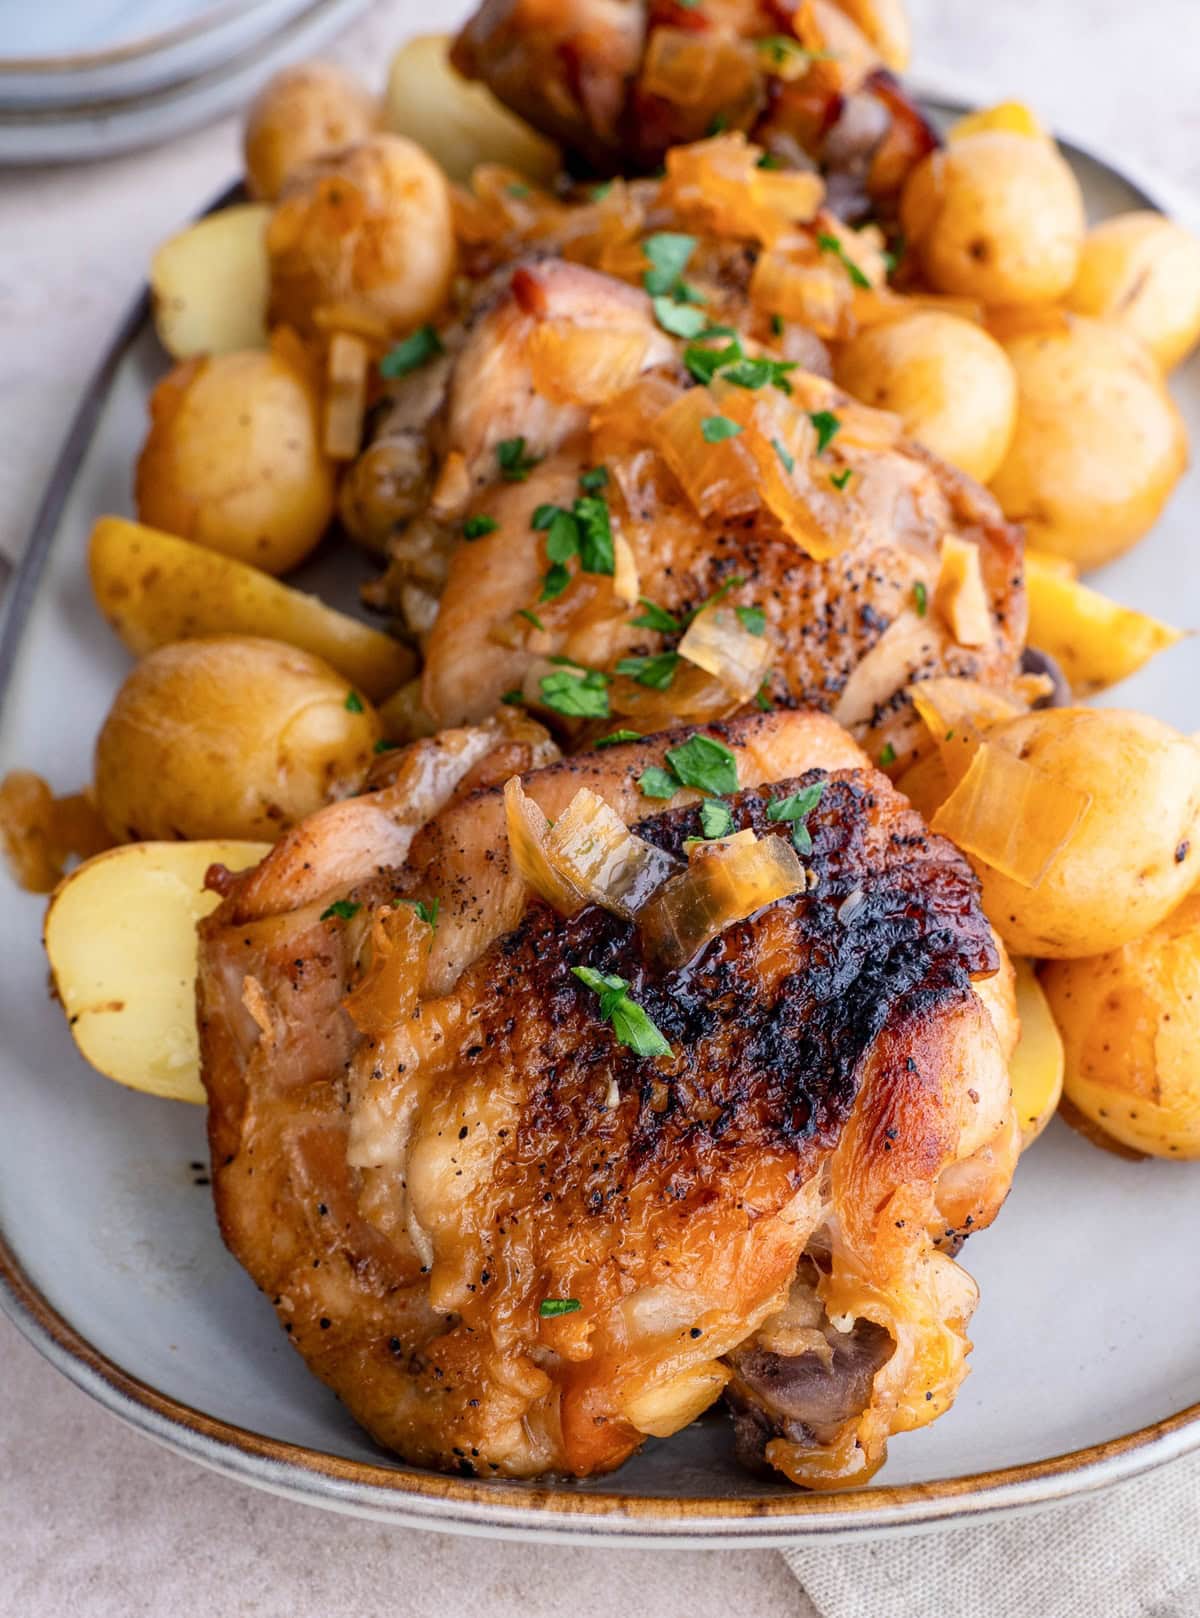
[[590, 374, 685, 461], [909, 676, 1027, 788], [678, 605, 771, 702], [323, 331, 369, 460], [934, 533, 993, 648], [612, 530, 640, 606], [638, 830, 805, 968], [651, 385, 759, 519], [527, 322, 649, 406], [504, 777, 587, 914], [749, 252, 853, 338], [608, 662, 738, 727], [342, 902, 427, 1037], [640, 28, 759, 112], [663, 134, 825, 247], [931, 742, 1092, 888]]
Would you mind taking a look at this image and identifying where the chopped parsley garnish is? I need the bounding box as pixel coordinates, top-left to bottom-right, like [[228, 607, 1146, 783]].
[[809, 409, 841, 455], [767, 781, 825, 853], [344, 690, 364, 713], [397, 896, 439, 929], [579, 465, 609, 493], [590, 181, 614, 201], [539, 1297, 582, 1317], [540, 562, 571, 602], [699, 799, 734, 839], [879, 743, 897, 766], [829, 468, 853, 491], [702, 414, 742, 443], [735, 604, 766, 636], [642, 232, 698, 298], [683, 335, 794, 394], [636, 765, 680, 800], [497, 436, 541, 482], [379, 324, 443, 379], [463, 513, 499, 540], [500, 689, 526, 706], [320, 899, 360, 922], [615, 651, 680, 690], [653, 296, 709, 338], [913, 580, 928, 617], [573, 496, 614, 573], [773, 437, 795, 474], [816, 231, 872, 290], [754, 681, 775, 712], [687, 573, 746, 622], [571, 966, 672, 1058], [533, 496, 614, 599], [757, 35, 827, 70], [771, 313, 785, 337], [374, 738, 400, 754], [518, 608, 545, 630], [756, 151, 784, 170], [507, 181, 531, 198], [540, 667, 610, 719], [631, 597, 683, 635], [595, 729, 643, 749], [666, 734, 739, 796], [723, 355, 797, 392]]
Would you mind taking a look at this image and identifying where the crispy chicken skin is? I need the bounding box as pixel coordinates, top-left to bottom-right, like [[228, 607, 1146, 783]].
[[198, 708, 1017, 1488]]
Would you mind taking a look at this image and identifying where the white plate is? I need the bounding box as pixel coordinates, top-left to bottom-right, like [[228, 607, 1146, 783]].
[[1, 98, 1199, 1548]]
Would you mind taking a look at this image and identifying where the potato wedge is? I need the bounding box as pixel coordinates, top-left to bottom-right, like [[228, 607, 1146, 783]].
[[1024, 550, 1185, 696], [948, 101, 1045, 143], [44, 840, 269, 1103], [89, 517, 414, 702], [1009, 958, 1064, 1147], [150, 205, 272, 360]]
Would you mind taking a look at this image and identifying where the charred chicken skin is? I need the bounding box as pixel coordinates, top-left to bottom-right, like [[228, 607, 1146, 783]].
[[198, 708, 1018, 1489]]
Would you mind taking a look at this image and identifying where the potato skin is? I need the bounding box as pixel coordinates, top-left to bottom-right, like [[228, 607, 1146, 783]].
[[901, 131, 1084, 304], [94, 637, 380, 843], [988, 316, 1188, 570], [966, 708, 1200, 959], [135, 346, 334, 575], [267, 133, 455, 337], [834, 311, 1017, 482], [1042, 889, 1200, 1158], [244, 61, 378, 203], [1067, 210, 1200, 373]]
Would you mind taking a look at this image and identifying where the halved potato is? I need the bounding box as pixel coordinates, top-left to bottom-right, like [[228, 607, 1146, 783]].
[[88, 517, 414, 702], [1024, 550, 1185, 696], [1009, 957, 1064, 1146], [150, 205, 272, 360], [44, 840, 269, 1103]]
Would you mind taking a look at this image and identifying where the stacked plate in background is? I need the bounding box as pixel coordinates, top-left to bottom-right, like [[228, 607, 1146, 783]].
[[0, 0, 373, 163]]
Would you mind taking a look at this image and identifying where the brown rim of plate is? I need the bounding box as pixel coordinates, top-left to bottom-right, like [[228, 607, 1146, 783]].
[[1, 140, 1195, 1546]]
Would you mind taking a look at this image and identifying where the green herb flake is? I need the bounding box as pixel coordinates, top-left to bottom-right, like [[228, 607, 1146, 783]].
[[757, 34, 823, 69], [463, 514, 499, 540], [615, 651, 680, 691], [590, 181, 614, 201], [723, 356, 796, 393], [379, 324, 443, 379], [631, 597, 683, 635], [539, 1297, 582, 1318], [500, 689, 526, 706], [373, 738, 400, 753], [754, 681, 774, 712], [507, 181, 531, 198], [637, 765, 680, 800], [735, 604, 766, 636], [913, 580, 928, 617], [579, 465, 609, 493], [816, 230, 871, 290], [756, 151, 784, 170], [571, 966, 672, 1058], [772, 437, 795, 474], [497, 436, 541, 482], [829, 467, 853, 491], [665, 734, 739, 797], [684, 337, 742, 385], [699, 799, 734, 839], [702, 414, 743, 443], [767, 781, 825, 854], [771, 313, 784, 337], [540, 667, 610, 719], [518, 608, 545, 631], [573, 495, 615, 575], [808, 409, 841, 455], [344, 690, 365, 713], [320, 899, 361, 922], [642, 232, 698, 297], [540, 561, 572, 602], [879, 742, 897, 766], [545, 509, 580, 561], [653, 296, 710, 339], [394, 895, 440, 930], [595, 729, 643, 749]]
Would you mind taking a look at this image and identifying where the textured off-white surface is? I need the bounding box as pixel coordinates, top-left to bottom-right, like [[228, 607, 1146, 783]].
[[2, 1, 1200, 1614]]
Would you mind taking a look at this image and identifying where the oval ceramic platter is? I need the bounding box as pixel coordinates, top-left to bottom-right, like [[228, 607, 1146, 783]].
[[1, 91, 1198, 1549]]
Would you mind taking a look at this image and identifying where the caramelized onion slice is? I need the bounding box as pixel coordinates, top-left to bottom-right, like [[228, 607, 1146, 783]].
[[909, 677, 1028, 788], [527, 323, 649, 406], [678, 605, 771, 702], [931, 742, 1091, 888], [651, 386, 760, 520], [934, 534, 993, 648], [639, 829, 805, 968], [505, 777, 587, 915]]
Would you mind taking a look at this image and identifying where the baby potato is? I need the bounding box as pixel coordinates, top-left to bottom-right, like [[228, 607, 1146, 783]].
[[267, 133, 456, 337], [1042, 888, 1200, 1158], [989, 316, 1188, 570], [244, 61, 378, 202], [135, 343, 334, 575], [1067, 210, 1200, 373], [834, 311, 1017, 482], [94, 637, 380, 843], [900, 131, 1085, 305], [947, 707, 1200, 959]]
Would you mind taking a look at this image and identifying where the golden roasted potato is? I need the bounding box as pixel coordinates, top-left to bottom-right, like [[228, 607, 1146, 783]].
[[1067, 210, 1200, 373], [93, 637, 380, 843], [932, 707, 1200, 958], [834, 311, 1017, 482], [947, 101, 1045, 143], [150, 204, 271, 359], [1024, 549, 1184, 696], [134, 341, 334, 575], [44, 839, 269, 1103], [88, 517, 414, 702], [244, 61, 378, 202], [267, 133, 455, 338], [989, 316, 1188, 570], [900, 130, 1085, 305], [1009, 957, 1064, 1147], [384, 34, 559, 185], [1042, 888, 1200, 1158]]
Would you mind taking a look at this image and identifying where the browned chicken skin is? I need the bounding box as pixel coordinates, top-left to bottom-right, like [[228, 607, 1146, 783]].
[[198, 709, 1017, 1489]]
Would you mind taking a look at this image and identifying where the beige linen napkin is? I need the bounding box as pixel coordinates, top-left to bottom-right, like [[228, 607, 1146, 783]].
[[783, 1452, 1200, 1618]]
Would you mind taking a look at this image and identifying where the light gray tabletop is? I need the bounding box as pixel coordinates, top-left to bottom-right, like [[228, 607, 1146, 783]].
[[1, 2, 1195, 1612]]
